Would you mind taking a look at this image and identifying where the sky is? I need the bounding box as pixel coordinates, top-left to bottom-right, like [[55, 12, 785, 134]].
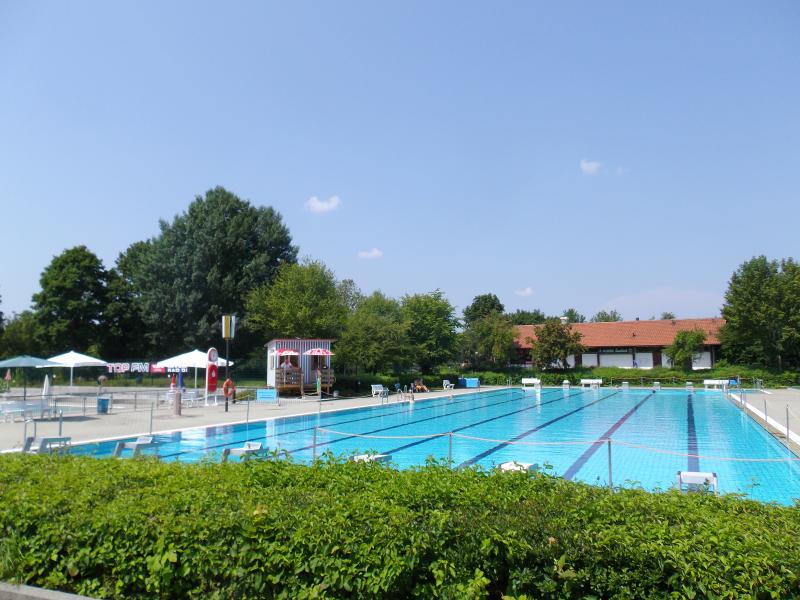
[[1, 1, 799, 322]]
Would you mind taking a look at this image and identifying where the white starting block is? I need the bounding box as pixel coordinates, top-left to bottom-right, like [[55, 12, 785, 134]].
[[580, 379, 602, 389], [562, 380, 570, 390], [621, 381, 629, 390], [113, 436, 156, 458], [676, 471, 718, 494], [221, 441, 263, 462], [686, 382, 695, 391], [350, 453, 391, 463], [499, 461, 539, 472], [521, 378, 541, 390], [652, 381, 661, 391], [703, 379, 728, 391], [23, 436, 72, 454]]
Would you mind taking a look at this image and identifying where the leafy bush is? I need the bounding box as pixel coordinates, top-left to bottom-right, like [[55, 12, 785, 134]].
[[2, 455, 800, 598]]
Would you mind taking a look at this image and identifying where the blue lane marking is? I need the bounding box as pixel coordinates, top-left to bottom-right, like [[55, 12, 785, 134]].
[[155, 388, 521, 459], [687, 393, 700, 471], [562, 392, 654, 480], [285, 388, 552, 455], [377, 389, 592, 460], [300, 390, 580, 454], [457, 390, 622, 468]]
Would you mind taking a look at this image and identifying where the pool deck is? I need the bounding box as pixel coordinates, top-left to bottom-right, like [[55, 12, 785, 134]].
[[0, 386, 485, 452], [730, 387, 800, 455]]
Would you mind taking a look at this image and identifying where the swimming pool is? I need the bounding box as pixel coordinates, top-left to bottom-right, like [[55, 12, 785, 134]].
[[71, 388, 800, 505]]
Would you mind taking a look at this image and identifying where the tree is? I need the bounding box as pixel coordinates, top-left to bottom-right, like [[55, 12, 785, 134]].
[[124, 187, 297, 355], [562, 308, 586, 323], [401, 290, 459, 372], [246, 259, 348, 340], [32, 246, 108, 354], [0, 311, 44, 357], [506, 309, 548, 325], [660, 312, 676, 320], [590, 309, 622, 322], [460, 312, 516, 369], [335, 292, 409, 373], [337, 279, 364, 312], [665, 328, 707, 371], [720, 256, 800, 370], [528, 319, 585, 370], [0, 291, 4, 336], [463, 293, 504, 326]]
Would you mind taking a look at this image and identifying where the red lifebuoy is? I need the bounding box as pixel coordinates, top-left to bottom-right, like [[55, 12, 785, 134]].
[[222, 378, 236, 398]]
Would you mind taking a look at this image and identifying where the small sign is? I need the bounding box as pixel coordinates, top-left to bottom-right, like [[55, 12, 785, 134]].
[[222, 315, 236, 339], [256, 388, 278, 403]]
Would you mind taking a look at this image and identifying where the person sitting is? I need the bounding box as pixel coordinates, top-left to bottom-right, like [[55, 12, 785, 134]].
[[414, 379, 429, 393]]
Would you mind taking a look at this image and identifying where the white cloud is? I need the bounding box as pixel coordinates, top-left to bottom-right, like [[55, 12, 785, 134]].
[[615, 166, 629, 176], [305, 195, 341, 214], [580, 159, 602, 176], [515, 286, 534, 297], [357, 248, 383, 259]]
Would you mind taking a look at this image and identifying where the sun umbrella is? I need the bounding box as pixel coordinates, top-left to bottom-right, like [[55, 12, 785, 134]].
[[303, 348, 334, 356], [156, 350, 233, 389], [47, 350, 108, 388], [274, 348, 300, 356], [0, 355, 61, 401], [41, 374, 50, 398]]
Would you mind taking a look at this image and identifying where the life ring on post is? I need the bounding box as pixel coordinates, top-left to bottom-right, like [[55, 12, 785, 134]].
[[222, 378, 236, 399]]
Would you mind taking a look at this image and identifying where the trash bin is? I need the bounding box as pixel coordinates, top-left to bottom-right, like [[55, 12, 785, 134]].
[[97, 397, 110, 414]]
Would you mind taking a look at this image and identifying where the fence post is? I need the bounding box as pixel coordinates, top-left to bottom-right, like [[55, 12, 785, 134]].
[[246, 399, 250, 424], [787, 405, 791, 441], [149, 403, 154, 435], [58, 410, 63, 437], [82, 396, 86, 417], [312, 427, 318, 460], [607, 439, 613, 489], [764, 398, 768, 423], [134, 392, 138, 412], [448, 432, 453, 467]]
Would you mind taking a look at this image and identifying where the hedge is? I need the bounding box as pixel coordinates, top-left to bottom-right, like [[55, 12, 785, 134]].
[[2, 455, 800, 598]]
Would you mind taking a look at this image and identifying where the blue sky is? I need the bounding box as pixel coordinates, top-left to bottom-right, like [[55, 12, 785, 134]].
[[1, 1, 798, 321]]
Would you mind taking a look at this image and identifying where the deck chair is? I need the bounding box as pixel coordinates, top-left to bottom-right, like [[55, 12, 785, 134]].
[[442, 380, 455, 390], [371, 384, 387, 397]]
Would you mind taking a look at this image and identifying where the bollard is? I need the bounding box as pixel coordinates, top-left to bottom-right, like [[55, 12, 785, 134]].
[[312, 427, 318, 460], [607, 439, 613, 489], [149, 403, 154, 435], [134, 393, 138, 412], [246, 399, 250, 424], [764, 398, 768, 423], [58, 410, 63, 437], [82, 396, 87, 417], [448, 432, 453, 466]]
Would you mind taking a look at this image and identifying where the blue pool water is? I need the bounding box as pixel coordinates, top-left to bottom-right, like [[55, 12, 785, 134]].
[[71, 388, 800, 505]]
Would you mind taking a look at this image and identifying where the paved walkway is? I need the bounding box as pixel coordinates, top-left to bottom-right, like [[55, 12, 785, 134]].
[[730, 387, 800, 454], [0, 386, 481, 452]]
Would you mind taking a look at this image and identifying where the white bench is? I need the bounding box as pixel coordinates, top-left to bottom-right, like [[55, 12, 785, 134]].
[[703, 379, 728, 390], [499, 461, 539, 472], [113, 436, 156, 458], [350, 453, 391, 463], [221, 441, 262, 462], [520, 378, 541, 390], [676, 471, 718, 494], [580, 379, 602, 389]]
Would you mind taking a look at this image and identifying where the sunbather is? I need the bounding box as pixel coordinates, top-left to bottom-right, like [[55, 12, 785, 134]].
[[414, 379, 429, 392]]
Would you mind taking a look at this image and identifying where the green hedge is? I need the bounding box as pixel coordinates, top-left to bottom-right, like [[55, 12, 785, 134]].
[[2, 455, 800, 598]]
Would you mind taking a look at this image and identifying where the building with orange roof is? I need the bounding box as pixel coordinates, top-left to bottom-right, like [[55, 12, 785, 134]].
[[514, 317, 724, 369]]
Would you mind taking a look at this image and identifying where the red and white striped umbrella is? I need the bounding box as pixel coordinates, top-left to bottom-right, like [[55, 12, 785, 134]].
[[274, 348, 300, 356], [303, 348, 334, 356]]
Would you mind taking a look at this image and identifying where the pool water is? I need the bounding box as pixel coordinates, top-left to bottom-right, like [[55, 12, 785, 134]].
[[71, 388, 800, 505]]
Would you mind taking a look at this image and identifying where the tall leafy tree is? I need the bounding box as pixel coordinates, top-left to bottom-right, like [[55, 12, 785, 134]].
[[246, 259, 348, 340], [401, 290, 459, 372], [32, 246, 108, 354], [665, 328, 707, 371], [463, 293, 504, 326], [126, 187, 297, 355], [460, 312, 516, 369], [528, 319, 585, 370], [0, 311, 44, 357], [335, 292, 409, 373], [506, 308, 548, 325], [590, 309, 622, 322], [720, 256, 800, 370], [562, 308, 586, 323]]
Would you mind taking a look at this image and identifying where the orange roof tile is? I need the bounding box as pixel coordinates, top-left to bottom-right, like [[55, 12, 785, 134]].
[[514, 318, 724, 349]]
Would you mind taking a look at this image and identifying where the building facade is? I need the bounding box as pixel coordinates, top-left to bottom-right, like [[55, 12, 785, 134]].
[[514, 317, 724, 370]]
